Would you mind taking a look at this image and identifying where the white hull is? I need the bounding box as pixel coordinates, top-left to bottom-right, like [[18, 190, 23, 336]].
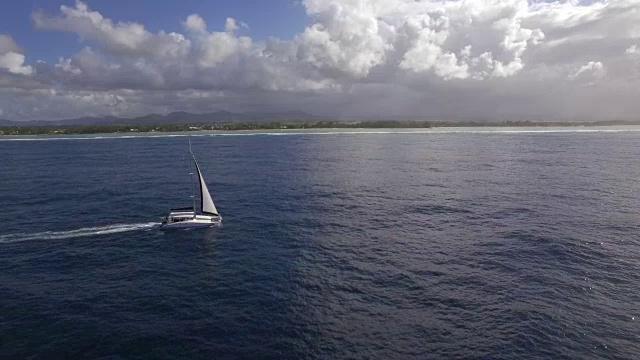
[[160, 211, 221, 229], [160, 220, 219, 229]]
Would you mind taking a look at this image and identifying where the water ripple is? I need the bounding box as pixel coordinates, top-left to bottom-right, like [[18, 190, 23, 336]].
[[1, 131, 640, 359]]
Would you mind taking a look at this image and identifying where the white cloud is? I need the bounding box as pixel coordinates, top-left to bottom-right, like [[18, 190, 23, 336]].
[[569, 61, 605, 81], [0, 52, 33, 75], [398, 12, 470, 79], [55, 57, 82, 74], [395, 0, 545, 80], [294, 0, 392, 78], [0, 34, 33, 75], [32, 1, 191, 59], [184, 14, 207, 34], [225, 18, 238, 33], [626, 44, 638, 55], [194, 22, 252, 68]]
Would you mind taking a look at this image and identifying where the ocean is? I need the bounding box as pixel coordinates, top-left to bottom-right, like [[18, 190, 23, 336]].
[[1, 128, 639, 359]]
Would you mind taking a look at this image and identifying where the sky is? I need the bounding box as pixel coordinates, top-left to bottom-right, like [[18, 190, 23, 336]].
[[0, 0, 639, 121]]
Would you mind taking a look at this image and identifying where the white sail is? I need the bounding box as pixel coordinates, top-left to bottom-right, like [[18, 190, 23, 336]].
[[193, 157, 219, 216]]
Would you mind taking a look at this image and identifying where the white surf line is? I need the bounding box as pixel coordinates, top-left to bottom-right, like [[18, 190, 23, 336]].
[[2, 127, 640, 141], [0, 222, 159, 244]]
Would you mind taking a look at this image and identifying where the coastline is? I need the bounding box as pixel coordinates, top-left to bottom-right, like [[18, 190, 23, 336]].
[[2, 125, 640, 141], [3, 120, 640, 137]]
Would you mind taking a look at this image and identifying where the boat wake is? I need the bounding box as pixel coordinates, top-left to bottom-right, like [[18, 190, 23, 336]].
[[0, 222, 159, 244]]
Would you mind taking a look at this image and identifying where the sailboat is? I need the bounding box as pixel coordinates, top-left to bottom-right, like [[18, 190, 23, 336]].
[[160, 138, 221, 229]]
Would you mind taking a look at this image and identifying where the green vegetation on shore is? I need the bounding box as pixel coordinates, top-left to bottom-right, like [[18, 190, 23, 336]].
[[1, 119, 639, 136], [1, 121, 426, 135]]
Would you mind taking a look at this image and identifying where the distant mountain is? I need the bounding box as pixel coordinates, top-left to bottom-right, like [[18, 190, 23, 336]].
[[0, 110, 324, 127]]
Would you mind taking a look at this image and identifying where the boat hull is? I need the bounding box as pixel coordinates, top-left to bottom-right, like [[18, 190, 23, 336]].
[[160, 219, 220, 229], [160, 211, 221, 229]]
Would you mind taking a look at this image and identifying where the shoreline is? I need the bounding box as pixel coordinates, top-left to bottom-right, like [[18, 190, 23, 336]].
[[2, 124, 640, 139], [3, 121, 640, 136]]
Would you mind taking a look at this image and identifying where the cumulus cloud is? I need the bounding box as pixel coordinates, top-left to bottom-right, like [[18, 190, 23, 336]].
[[224, 18, 239, 33], [0, 0, 639, 120], [396, 0, 545, 80], [32, 1, 191, 59], [194, 20, 252, 68], [184, 14, 207, 34], [0, 34, 33, 75], [294, 0, 546, 80], [0, 53, 33, 75]]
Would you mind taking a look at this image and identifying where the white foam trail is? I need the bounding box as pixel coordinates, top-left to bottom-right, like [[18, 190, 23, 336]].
[[0, 222, 159, 244], [2, 126, 640, 141]]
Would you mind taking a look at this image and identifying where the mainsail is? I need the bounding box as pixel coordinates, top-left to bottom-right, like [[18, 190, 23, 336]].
[[192, 156, 219, 216]]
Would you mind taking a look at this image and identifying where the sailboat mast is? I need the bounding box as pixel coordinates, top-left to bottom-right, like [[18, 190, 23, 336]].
[[190, 172, 196, 215], [189, 137, 196, 216]]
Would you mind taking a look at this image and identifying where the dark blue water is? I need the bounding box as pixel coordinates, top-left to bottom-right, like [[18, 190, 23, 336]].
[[1, 129, 639, 359]]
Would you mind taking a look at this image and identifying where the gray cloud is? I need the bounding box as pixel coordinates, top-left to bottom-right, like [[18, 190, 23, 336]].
[[1, 0, 639, 120]]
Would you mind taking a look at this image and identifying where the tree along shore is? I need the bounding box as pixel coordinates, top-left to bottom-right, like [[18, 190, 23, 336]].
[[1, 120, 639, 136]]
